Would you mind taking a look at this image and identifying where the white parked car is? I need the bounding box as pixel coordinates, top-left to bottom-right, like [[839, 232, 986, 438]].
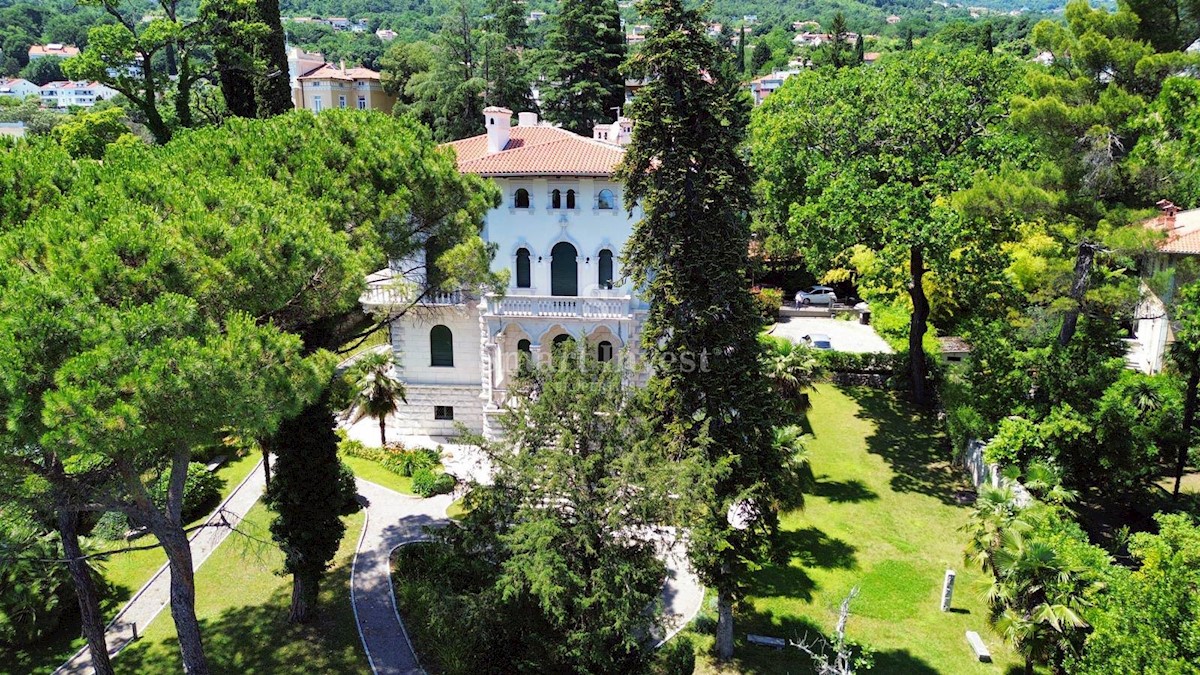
[[795, 286, 838, 306], [804, 333, 833, 350]]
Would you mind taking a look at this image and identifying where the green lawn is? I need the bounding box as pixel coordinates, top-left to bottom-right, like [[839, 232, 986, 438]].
[[446, 497, 469, 520], [114, 503, 368, 674], [690, 385, 1023, 674], [340, 454, 449, 497], [3, 453, 265, 675]]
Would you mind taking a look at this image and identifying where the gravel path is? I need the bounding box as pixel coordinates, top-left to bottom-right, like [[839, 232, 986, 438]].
[[56, 460, 267, 675]]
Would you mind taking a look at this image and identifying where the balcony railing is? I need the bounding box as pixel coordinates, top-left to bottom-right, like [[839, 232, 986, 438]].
[[360, 286, 465, 308], [484, 293, 632, 319]]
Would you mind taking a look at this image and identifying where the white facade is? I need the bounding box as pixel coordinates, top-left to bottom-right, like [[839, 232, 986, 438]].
[[0, 78, 40, 99], [39, 81, 119, 108], [363, 111, 647, 439]]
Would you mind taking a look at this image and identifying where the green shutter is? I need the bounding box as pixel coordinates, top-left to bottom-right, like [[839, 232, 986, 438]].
[[516, 249, 531, 288], [430, 325, 454, 366], [598, 249, 613, 289], [551, 242, 578, 296]]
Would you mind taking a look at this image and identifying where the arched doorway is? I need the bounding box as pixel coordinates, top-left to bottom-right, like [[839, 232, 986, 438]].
[[550, 242, 578, 296]]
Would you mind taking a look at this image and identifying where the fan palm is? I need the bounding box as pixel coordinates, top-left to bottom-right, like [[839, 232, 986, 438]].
[[763, 340, 823, 413], [349, 351, 407, 446], [989, 531, 1094, 675], [772, 424, 815, 509], [961, 484, 1023, 575]]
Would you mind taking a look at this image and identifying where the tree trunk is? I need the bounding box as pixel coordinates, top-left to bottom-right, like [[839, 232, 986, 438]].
[[261, 441, 272, 488], [1057, 241, 1096, 347], [1174, 351, 1199, 498], [175, 52, 193, 130], [140, 448, 210, 675], [1024, 655, 1034, 675], [58, 510, 115, 675], [157, 527, 209, 675], [288, 572, 316, 624], [379, 415, 388, 447], [254, 0, 295, 117], [908, 246, 931, 406], [716, 587, 734, 661]]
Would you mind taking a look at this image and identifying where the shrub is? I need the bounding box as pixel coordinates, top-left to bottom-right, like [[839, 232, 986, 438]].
[[411, 468, 455, 497], [750, 286, 783, 323], [946, 404, 989, 455], [384, 448, 440, 477], [150, 462, 223, 521], [984, 416, 1042, 468], [93, 511, 130, 541], [0, 516, 70, 645], [651, 636, 696, 675]]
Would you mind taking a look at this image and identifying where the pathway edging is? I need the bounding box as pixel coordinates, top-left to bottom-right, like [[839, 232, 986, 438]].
[[55, 458, 267, 674]]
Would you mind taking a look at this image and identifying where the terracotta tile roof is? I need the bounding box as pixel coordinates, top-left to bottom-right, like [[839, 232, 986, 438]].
[[443, 126, 625, 176], [298, 64, 381, 81], [1151, 208, 1200, 255], [29, 44, 79, 57]]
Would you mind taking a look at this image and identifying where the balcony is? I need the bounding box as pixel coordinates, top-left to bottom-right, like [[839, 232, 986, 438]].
[[484, 293, 632, 319], [360, 286, 465, 309]]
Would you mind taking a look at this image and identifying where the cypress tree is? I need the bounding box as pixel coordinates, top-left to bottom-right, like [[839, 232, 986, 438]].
[[855, 33, 865, 63], [750, 40, 772, 73], [618, 0, 801, 661], [737, 24, 746, 73], [904, 27, 914, 50], [204, 0, 293, 118], [265, 396, 360, 623], [540, 0, 625, 134]]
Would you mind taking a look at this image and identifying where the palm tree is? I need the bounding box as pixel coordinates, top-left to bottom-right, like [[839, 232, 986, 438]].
[[961, 485, 1022, 575], [773, 424, 815, 509], [1022, 461, 1079, 506], [349, 351, 406, 447], [762, 338, 823, 413], [989, 532, 1093, 675]]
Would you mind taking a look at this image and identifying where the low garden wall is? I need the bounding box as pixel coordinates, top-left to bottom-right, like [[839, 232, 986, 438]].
[[961, 439, 1034, 508]]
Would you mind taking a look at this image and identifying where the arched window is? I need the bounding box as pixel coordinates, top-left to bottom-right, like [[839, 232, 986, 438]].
[[597, 340, 613, 362], [566, 189, 576, 209], [597, 189, 615, 210], [551, 189, 562, 209], [515, 248, 531, 288], [430, 325, 454, 367], [552, 334, 572, 350], [514, 188, 530, 209], [517, 339, 531, 354], [598, 249, 614, 289], [517, 338, 532, 372], [550, 242, 578, 296]]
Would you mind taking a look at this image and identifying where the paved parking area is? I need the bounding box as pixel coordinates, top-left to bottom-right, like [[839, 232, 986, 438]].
[[770, 315, 893, 353]]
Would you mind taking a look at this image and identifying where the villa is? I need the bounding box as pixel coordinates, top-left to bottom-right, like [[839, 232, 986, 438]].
[[362, 108, 647, 439]]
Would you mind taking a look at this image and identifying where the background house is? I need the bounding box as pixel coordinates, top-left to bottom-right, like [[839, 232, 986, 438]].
[[294, 61, 396, 112]]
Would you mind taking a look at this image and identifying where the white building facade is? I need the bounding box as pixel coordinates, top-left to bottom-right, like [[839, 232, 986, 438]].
[[362, 108, 647, 439]]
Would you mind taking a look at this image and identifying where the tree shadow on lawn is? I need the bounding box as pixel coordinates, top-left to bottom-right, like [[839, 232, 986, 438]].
[[811, 476, 879, 504], [115, 558, 363, 675], [843, 387, 966, 507], [749, 527, 857, 601]]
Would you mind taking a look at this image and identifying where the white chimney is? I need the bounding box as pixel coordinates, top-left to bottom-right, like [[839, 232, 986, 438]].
[[518, 111, 538, 127], [484, 106, 513, 154]]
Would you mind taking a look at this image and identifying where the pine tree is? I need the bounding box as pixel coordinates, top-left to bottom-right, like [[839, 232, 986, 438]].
[[409, 0, 488, 140], [828, 12, 849, 68], [750, 40, 772, 73], [265, 397, 360, 623], [481, 0, 534, 111], [618, 0, 802, 661], [539, 0, 625, 134], [450, 349, 667, 670]]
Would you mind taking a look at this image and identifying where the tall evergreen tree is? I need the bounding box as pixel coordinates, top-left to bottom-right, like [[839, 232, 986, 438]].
[[481, 0, 534, 112], [750, 40, 772, 73], [265, 396, 360, 623], [539, 0, 625, 134], [450, 348, 667, 670], [828, 11, 849, 68], [618, 0, 801, 661], [408, 0, 488, 140], [854, 33, 865, 63], [737, 24, 746, 73]]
